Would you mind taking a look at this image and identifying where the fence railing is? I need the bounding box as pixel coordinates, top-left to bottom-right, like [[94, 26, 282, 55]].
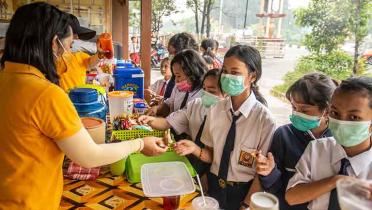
[[236, 37, 286, 58]]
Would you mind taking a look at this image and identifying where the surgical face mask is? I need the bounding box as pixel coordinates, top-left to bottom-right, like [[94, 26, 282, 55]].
[[220, 73, 246, 96], [176, 80, 192, 92], [329, 117, 371, 147], [201, 90, 220, 107], [289, 111, 322, 132]]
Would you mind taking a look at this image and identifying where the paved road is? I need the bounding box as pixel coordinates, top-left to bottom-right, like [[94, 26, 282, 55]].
[[150, 46, 309, 126]]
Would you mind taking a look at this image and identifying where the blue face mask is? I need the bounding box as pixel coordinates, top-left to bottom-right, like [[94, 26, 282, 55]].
[[289, 111, 321, 132], [220, 73, 246, 96], [329, 117, 371, 147], [201, 90, 220, 107]]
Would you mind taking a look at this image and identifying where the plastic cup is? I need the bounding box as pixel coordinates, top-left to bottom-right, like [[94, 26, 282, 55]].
[[99, 33, 114, 59], [163, 196, 180, 210], [250, 192, 279, 210], [192, 196, 219, 210], [337, 178, 372, 210]]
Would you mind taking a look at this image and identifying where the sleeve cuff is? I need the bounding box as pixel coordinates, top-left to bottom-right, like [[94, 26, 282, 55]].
[[259, 166, 282, 189]]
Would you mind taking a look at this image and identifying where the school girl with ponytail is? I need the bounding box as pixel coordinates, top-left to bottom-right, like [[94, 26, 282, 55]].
[[174, 45, 276, 210]]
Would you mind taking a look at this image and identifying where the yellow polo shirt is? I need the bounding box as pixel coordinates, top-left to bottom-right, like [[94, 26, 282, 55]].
[[0, 62, 82, 209], [57, 51, 91, 91]]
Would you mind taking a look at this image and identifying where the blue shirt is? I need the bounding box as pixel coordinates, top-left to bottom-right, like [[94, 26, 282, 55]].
[[259, 124, 332, 210]]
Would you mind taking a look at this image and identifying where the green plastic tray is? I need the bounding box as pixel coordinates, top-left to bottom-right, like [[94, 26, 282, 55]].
[[126, 151, 197, 183]]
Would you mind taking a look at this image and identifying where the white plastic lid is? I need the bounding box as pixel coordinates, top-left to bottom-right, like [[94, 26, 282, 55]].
[[141, 161, 196, 197]]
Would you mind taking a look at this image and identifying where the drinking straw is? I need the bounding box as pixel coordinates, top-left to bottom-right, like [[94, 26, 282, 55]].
[[196, 174, 206, 206]]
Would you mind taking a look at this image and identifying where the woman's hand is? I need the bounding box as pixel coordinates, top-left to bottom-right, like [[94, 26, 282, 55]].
[[141, 136, 168, 156], [138, 115, 155, 125], [256, 152, 276, 176], [174, 140, 198, 156]]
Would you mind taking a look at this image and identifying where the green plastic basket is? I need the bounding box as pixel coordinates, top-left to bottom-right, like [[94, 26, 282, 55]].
[[112, 129, 164, 140]]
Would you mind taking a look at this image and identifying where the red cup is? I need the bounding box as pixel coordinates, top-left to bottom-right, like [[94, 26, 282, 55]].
[[99, 33, 114, 59], [163, 196, 180, 210]]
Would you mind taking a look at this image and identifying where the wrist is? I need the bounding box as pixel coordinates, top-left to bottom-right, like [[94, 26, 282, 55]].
[[135, 138, 144, 152]]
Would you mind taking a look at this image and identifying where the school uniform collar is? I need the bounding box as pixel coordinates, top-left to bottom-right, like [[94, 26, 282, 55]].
[[331, 138, 372, 176], [226, 92, 257, 118], [3, 61, 46, 80]]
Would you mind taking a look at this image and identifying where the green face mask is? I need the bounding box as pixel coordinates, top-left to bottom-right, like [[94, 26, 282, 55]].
[[201, 90, 220, 107], [220, 73, 246, 96], [289, 111, 321, 132], [329, 117, 371, 147]]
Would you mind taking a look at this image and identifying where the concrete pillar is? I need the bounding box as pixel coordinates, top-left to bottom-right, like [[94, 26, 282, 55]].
[[276, 0, 285, 38], [265, 0, 272, 37]]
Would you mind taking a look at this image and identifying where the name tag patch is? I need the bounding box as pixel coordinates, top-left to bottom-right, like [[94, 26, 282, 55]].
[[238, 150, 257, 168]]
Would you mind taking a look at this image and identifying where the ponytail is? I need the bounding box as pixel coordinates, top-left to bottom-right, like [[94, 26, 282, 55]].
[[252, 83, 267, 106]]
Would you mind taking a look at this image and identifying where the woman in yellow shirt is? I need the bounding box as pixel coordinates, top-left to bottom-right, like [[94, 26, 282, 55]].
[[56, 14, 106, 91], [0, 3, 167, 210]]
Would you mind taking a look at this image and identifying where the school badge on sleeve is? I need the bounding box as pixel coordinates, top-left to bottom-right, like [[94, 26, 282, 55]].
[[238, 150, 258, 168]]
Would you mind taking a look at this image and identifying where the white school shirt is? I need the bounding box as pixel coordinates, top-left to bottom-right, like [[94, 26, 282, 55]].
[[150, 78, 169, 95], [201, 93, 276, 182], [287, 137, 372, 210], [164, 87, 202, 113], [166, 98, 209, 140]]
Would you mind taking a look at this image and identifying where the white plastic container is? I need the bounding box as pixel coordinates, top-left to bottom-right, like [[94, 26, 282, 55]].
[[108, 91, 134, 123], [192, 196, 219, 210], [337, 178, 372, 210], [81, 117, 106, 144], [250, 192, 279, 210], [141, 161, 196, 197]]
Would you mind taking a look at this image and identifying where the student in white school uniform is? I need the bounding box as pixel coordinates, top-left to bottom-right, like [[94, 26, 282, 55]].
[[139, 69, 224, 174], [147, 49, 207, 117], [286, 77, 372, 210], [145, 58, 171, 105], [174, 45, 276, 210]]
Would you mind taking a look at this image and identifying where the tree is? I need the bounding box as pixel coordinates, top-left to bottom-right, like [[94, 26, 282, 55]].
[[187, 0, 216, 38], [294, 0, 352, 54], [186, 0, 201, 35], [152, 0, 177, 42], [350, 0, 371, 75]]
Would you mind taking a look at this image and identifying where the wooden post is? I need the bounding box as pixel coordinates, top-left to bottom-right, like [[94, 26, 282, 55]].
[[122, 0, 129, 59], [265, 0, 272, 38], [112, 0, 123, 45], [141, 0, 151, 89], [104, 0, 112, 33]]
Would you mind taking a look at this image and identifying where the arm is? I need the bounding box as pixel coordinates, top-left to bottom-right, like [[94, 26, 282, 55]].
[[156, 102, 171, 117], [174, 141, 213, 164], [285, 175, 344, 205], [57, 128, 167, 168], [138, 115, 171, 130], [241, 175, 262, 206]]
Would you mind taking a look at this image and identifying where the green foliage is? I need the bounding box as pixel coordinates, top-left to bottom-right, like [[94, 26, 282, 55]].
[[273, 51, 367, 94], [152, 0, 178, 34], [294, 0, 352, 54]]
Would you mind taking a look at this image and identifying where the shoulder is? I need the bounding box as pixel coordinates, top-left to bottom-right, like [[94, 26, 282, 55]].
[[253, 101, 276, 125], [74, 51, 91, 62]]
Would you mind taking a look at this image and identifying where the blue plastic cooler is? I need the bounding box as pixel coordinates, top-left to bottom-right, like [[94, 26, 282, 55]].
[[113, 60, 144, 99]]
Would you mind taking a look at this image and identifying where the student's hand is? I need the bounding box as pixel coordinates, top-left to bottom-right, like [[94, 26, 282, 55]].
[[173, 140, 197, 156], [147, 106, 158, 116], [256, 152, 276, 176], [141, 136, 168, 156], [138, 115, 155, 125]]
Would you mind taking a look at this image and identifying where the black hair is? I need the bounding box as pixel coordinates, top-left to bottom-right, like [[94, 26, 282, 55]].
[[337, 76, 372, 108], [171, 49, 207, 91], [203, 55, 214, 65], [286, 73, 338, 110], [160, 57, 170, 66], [203, 68, 223, 92], [168, 32, 199, 54], [1, 2, 71, 84], [201, 39, 219, 58], [224, 45, 267, 106]]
